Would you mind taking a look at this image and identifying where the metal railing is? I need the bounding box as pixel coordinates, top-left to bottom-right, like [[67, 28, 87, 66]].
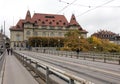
[[14, 51, 94, 84], [0, 50, 6, 84], [16, 47, 120, 64], [33, 49, 120, 65]]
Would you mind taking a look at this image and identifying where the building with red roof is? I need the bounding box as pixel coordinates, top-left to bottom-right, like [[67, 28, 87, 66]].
[[91, 30, 120, 45], [10, 10, 88, 48]]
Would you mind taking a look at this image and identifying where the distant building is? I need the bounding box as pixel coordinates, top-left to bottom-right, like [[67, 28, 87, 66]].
[[0, 32, 10, 53], [9, 10, 88, 48], [91, 30, 120, 45]]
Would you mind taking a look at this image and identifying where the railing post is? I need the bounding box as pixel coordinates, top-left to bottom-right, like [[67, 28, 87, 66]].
[[84, 55, 86, 60], [93, 54, 95, 61], [29, 59, 31, 64], [69, 79, 74, 84], [119, 56, 120, 65], [46, 67, 49, 84], [104, 54, 106, 63], [35, 62, 38, 69]]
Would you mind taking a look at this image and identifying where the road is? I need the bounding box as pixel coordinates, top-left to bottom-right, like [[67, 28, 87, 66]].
[[16, 50, 120, 84]]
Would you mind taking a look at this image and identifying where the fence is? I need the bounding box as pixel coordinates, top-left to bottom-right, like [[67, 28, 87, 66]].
[[33, 49, 120, 65], [14, 51, 94, 84], [0, 50, 6, 84]]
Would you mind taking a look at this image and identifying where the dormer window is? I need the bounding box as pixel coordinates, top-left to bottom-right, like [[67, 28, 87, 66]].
[[35, 21, 37, 24], [56, 22, 59, 25], [52, 20, 55, 22], [63, 22, 66, 25], [73, 18, 75, 20], [59, 20, 62, 22], [46, 19, 48, 22], [42, 21, 45, 24], [38, 19, 41, 21], [17, 25, 20, 28], [49, 22, 52, 24]]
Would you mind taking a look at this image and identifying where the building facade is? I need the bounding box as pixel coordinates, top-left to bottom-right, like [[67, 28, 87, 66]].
[[91, 30, 120, 45], [10, 10, 88, 48]]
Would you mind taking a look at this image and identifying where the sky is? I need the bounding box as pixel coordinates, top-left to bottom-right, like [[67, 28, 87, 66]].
[[0, 0, 120, 38]]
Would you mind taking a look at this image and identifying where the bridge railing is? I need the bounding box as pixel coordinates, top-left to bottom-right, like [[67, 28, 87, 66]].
[[13, 51, 94, 84], [35, 49, 120, 65], [0, 50, 6, 84]]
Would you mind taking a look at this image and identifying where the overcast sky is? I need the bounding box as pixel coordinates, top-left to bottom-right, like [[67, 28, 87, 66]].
[[0, 0, 120, 37]]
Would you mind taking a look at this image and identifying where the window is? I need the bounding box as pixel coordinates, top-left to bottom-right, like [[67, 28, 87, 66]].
[[34, 31, 38, 36], [50, 32, 54, 37], [59, 20, 62, 22], [46, 19, 48, 22], [26, 31, 30, 35], [56, 22, 59, 25], [35, 21, 37, 24], [63, 22, 66, 25], [42, 32, 46, 37], [16, 34, 20, 41], [42, 21, 45, 24], [49, 22, 52, 24], [58, 32, 62, 36]]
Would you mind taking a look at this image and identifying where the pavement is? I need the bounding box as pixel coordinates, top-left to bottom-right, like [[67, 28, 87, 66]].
[[2, 53, 39, 84]]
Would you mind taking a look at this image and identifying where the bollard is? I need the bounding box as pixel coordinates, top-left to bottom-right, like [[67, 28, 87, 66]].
[[69, 79, 74, 84], [46, 67, 49, 84]]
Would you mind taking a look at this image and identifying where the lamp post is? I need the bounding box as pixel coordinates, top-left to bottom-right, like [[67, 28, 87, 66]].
[[78, 36, 81, 51], [94, 46, 96, 52], [58, 39, 60, 49]]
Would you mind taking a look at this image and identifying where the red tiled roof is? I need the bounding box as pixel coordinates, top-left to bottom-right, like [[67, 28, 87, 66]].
[[10, 19, 24, 31], [32, 13, 69, 27], [10, 10, 87, 33], [69, 14, 79, 26], [24, 10, 34, 23]]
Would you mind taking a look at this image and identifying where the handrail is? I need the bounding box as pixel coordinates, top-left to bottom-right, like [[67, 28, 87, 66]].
[[14, 51, 94, 84], [0, 50, 6, 84]]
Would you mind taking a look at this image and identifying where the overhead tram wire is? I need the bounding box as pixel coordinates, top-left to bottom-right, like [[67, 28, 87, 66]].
[[77, 0, 115, 17], [57, 0, 77, 13], [58, 0, 69, 4], [58, 0, 120, 8]]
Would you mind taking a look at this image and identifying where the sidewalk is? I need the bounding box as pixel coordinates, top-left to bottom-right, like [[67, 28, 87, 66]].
[[3, 53, 38, 84]]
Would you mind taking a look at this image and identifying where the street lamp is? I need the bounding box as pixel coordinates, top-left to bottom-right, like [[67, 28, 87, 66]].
[[94, 46, 96, 52], [78, 36, 81, 50], [58, 39, 60, 49]]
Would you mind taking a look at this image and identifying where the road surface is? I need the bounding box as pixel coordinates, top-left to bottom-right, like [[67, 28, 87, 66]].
[[17, 50, 120, 84]]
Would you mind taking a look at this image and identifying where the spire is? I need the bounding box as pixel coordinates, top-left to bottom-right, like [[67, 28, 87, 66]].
[[25, 10, 31, 21], [69, 14, 79, 26]]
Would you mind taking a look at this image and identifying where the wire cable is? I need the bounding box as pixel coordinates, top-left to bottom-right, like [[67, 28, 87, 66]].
[[77, 0, 115, 17], [57, 0, 77, 13]]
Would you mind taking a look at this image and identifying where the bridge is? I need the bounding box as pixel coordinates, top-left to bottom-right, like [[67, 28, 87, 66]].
[[0, 48, 120, 84]]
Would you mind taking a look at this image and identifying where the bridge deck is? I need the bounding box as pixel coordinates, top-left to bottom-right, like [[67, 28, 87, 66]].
[[3, 53, 38, 84]]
